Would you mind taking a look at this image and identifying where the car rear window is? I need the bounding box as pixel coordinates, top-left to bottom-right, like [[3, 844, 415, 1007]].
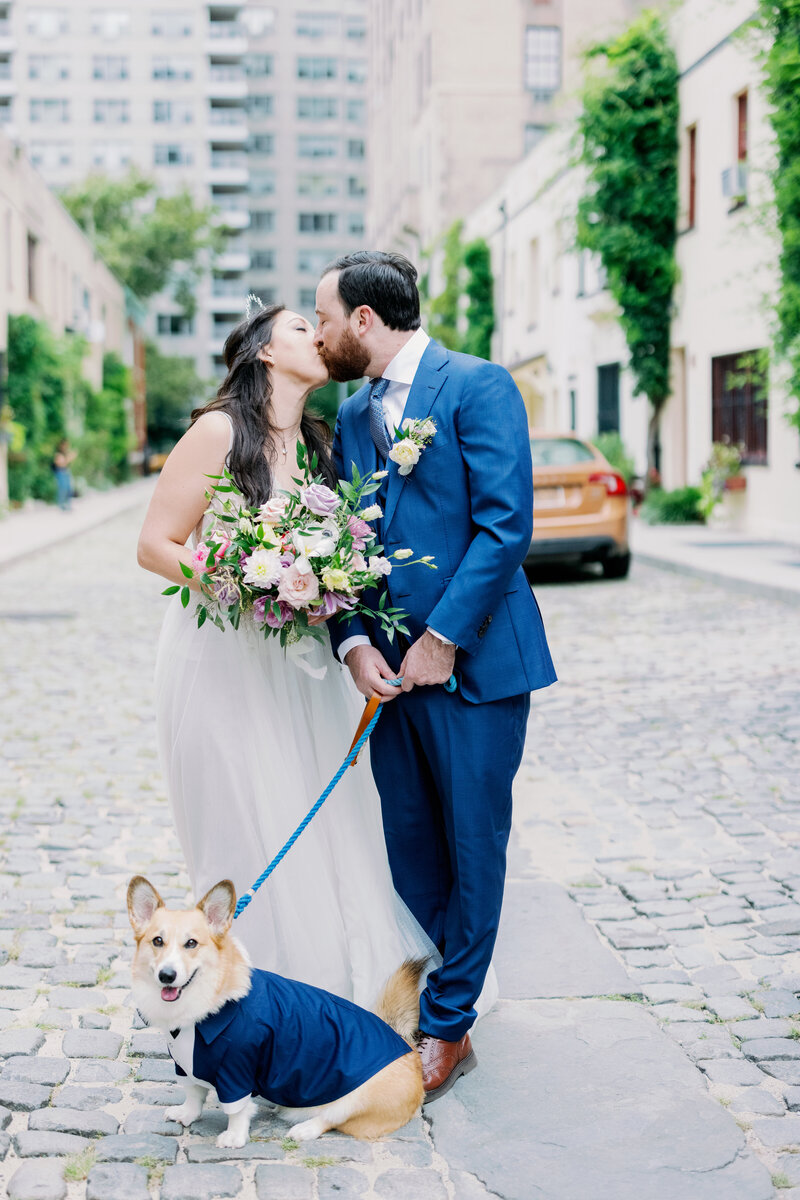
[[530, 437, 596, 467]]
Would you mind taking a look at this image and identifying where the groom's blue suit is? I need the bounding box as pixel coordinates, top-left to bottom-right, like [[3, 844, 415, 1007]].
[[330, 339, 556, 1040]]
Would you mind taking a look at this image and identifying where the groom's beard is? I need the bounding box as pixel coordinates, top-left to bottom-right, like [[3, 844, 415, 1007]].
[[320, 327, 371, 382]]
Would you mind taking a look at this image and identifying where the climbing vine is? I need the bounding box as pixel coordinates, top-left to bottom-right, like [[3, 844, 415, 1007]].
[[425, 222, 495, 361], [576, 10, 679, 474]]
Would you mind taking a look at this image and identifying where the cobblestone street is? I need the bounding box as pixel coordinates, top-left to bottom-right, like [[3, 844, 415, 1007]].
[[0, 504, 799, 1199]]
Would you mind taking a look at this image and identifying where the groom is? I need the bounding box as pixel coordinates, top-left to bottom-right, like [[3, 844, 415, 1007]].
[[314, 251, 556, 1101]]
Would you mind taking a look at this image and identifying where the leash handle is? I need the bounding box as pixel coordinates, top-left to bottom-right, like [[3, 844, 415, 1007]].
[[347, 693, 382, 766]]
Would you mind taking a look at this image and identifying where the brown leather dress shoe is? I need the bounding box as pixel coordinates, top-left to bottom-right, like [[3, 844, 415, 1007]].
[[417, 1032, 477, 1102]]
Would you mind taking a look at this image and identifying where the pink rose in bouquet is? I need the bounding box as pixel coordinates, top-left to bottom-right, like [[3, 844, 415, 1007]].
[[191, 539, 231, 573], [347, 515, 372, 551], [300, 482, 340, 517], [257, 495, 289, 524], [278, 558, 320, 609]]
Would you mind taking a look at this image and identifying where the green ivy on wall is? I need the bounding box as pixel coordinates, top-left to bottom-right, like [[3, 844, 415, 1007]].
[[424, 221, 495, 361], [576, 9, 679, 473], [758, 0, 800, 429]]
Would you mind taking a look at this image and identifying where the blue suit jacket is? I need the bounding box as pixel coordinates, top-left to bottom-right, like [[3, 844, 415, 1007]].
[[330, 340, 557, 704]]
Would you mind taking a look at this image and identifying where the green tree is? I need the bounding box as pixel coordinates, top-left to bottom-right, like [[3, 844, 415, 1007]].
[[757, 0, 800, 428], [428, 220, 465, 350], [462, 238, 495, 360], [60, 168, 225, 314], [145, 340, 211, 452], [576, 10, 679, 477]]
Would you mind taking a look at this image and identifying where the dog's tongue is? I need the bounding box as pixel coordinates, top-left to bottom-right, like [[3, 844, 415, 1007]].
[[161, 986, 180, 1002]]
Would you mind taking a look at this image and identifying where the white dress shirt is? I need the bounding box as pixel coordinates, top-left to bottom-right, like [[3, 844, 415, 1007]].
[[337, 327, 455, 665]]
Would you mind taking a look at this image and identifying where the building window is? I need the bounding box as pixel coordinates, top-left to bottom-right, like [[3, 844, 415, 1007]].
[[152, 57, 193, 80], [28, 54, 70, 81], [248, 285, 277, 305], [251, 250, 276, 270], [30, 98, 70, 123], [0, 100, 12, 125], [157, 313, 194, 335], [298, 174, 339, 197], [90, 9, 130, 38], [154, 143, 193, 166], [298, 212, 337, 233], [299, 288, 317, 309], [524, 124, 548, 153], [345, 17, 366, 40], [296, 12, 339, 38], [347, 213, 365, 236], [347, 99, 366, 124], [245, 54, 274, 77], [298, 56, 337, 80], [247, 95, 275, 118], [27, 234, 38, 301], [250, 212, 275, 233], [241, 7, 276, 37], [26, 8, 69, 38], [347, 176, 366, 198], [153, 100, 194, 124], [347, 138, 366, 159], [687, 124, 697, 230], [597, 363, 621, 434], [250, 169, 276, 194], [92, 141, 132, 169], [93, 56, 129, 81], [151, 11, 193, 37], [29, 140, 73, 169], [94, 99, 130, 124], [712, 351, 768, 465], [298, 135, 339, 159], [346, 59, 367, 84], [250, 134, 274, 155], [524, 26, 561, 99], [298, 248, 330, 274], [297, 97, 338, 120]]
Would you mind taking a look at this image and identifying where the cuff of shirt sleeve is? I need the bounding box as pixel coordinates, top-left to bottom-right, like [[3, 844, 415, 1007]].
[[427, 626, 456, 647], [337, 634, 371, 664]]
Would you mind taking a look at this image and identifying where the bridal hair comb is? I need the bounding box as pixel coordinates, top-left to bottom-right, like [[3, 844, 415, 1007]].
[[245, 293, 265, 320]]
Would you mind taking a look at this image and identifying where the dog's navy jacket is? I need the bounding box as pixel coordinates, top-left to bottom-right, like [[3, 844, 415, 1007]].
[[170, 968, 411, 1107]]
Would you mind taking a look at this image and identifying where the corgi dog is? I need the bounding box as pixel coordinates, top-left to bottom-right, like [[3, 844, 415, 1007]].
[[127, 875, 426, 1148]]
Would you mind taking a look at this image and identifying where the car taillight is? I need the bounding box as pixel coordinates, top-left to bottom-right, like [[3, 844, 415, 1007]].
[[588, 471, 628, 497]]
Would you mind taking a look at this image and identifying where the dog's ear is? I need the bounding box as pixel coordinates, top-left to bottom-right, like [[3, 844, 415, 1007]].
[[127, 876, 164, 935], [197, 880, 236, 937]]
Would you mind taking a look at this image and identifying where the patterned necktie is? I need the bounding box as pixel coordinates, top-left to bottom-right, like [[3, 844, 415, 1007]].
[[368, 378, 393, 459]]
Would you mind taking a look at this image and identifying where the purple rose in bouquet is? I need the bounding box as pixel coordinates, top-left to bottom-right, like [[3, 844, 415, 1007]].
[[300, 482, 341, 517]]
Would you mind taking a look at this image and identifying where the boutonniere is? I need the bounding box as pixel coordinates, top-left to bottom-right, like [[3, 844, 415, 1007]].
[[388, 418, 437, 476]]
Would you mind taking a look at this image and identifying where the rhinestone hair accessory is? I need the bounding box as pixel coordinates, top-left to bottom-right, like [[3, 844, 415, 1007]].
[[244, 293, 265, 321]]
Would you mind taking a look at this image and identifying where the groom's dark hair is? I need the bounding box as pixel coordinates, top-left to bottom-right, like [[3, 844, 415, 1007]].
[[323, 250, 421, 332]]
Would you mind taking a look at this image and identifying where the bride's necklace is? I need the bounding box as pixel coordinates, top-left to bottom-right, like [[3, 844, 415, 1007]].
[[274, 422, 302, 460]]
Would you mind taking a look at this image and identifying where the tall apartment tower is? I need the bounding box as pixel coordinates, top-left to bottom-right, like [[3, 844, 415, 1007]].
[[0, 0, 368, 384], [368, 0, 644, 255]]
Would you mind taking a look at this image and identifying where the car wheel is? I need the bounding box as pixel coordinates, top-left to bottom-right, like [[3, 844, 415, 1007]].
[[602, 552, 631, 580]]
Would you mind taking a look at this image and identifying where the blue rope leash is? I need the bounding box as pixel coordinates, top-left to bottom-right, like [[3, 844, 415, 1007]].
[[232, 673, 455, 920]]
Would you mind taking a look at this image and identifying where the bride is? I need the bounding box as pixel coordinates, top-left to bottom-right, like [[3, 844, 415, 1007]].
[[137, 303, 433, 1006]]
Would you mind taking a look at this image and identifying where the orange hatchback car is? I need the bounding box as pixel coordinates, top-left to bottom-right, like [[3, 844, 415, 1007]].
[[526, 432, 631, 578]]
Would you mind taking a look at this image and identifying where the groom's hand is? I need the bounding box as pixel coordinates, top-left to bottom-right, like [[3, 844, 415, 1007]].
[[344, 645, 401, 702], [399, 632, 456, 692]]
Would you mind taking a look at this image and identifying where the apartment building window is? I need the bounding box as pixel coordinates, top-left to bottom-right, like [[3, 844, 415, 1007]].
[[27, 234, 38, 302], [245, 54, 274, 77], [347, 60, 367, 84], [347, 138, 365, 159], [247, 95, 275, 119], [28, 54, 70, 81], [250, 212, 275, 233], [153, 100, 194, 124], [524, 26, 561, 99], [249, 285, 277, 304], [298, 248, 330, 274], [297, 56, 337, 80], [712, 351, 768, 464], [93, 56, 129, 81], [26, 8, 69, 38], [242, 7, 276, 37], [154, 143, 193, 166], [92, 141, 132, 169], [250, 134, 274, 155], [298, 174, 339, 197], [157, 314, 194, 335], [524, 123, 547, 153], [90, 9, 130, 38], [30, 98, 70, 124], [687, 125, 697, 230], [250, 169, 276, 194], [296, 12, 339, 38], [251, 250, 276, 270], [151, 11, 193, 37], [94, 99, 130, 124], [347, 100, 366, 124], [152, 57, 193, 80], [29, 140, 72, 169], [347, 213, 365, 236], [298, 135, 338, 159], [297, 97, 338, 121], [347, 176, 366, 198], [298, 212, 337, 233], [299, 288, 317, 309], [0, 99, 11, 125], [346, 18, 366, 41], [597, 363, 621, 434]]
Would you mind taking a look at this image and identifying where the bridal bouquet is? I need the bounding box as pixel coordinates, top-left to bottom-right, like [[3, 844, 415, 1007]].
[[163, 444, 435, 648]]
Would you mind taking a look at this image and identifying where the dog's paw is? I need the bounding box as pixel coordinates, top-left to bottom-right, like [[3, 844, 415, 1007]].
[[288, 1117, 325, 1142], [164, 1103, 201, 1127], [216, 1128, 248, 1149]]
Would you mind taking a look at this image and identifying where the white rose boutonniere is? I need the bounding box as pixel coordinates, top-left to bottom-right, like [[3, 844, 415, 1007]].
[[388, 418, 437, 476]]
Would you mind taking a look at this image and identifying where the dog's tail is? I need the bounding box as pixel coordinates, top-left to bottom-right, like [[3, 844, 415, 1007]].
[[374, 957, 429, 1045]]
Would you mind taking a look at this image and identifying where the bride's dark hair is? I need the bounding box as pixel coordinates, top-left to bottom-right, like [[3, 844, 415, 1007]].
[[190, 303, 336, 506]]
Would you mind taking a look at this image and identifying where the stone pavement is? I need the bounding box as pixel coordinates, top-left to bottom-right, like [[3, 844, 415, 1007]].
[[0, 505, 798, 1199]]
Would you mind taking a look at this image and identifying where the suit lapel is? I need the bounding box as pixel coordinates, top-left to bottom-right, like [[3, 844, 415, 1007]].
[[383, 340, 449, 532]]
